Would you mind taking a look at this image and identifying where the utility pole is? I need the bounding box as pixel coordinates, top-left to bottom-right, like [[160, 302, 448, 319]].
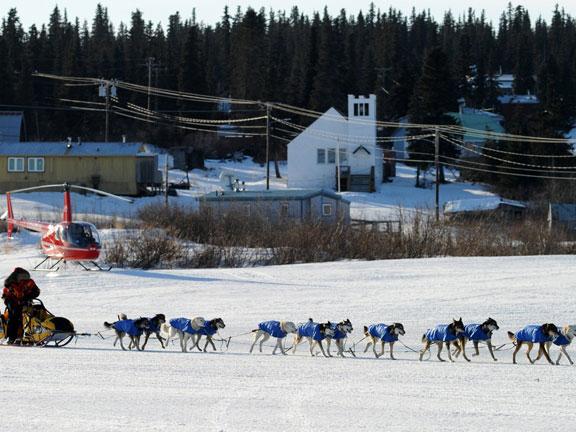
[[435, 126, 440, 222], [99, 79, 116, 142], [164, 155, 169, 207], [265, 103, 271, 190], [105, 85, 110, 142], [336, 137, 341, 193], [146, 57, 155, 113]]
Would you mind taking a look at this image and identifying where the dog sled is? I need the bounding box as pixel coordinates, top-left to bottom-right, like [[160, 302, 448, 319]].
[[0, 299, 75, 347]]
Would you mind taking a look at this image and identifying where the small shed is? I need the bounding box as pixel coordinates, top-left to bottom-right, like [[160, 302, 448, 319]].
[[444, 197, 526, 221], [200, 189, 350, 224], [548, 203, 576, 231], [0, 141, 161, 196]]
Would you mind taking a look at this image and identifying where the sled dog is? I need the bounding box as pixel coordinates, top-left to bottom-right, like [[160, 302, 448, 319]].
[[250, 320, 297, 355], [420, 318, 468, 362], [364, 323, 405, 359], [190, 318, 226, 352], [325, 319, 354, 357], [542, 325, 576, 365], [293, 318, 335, 357], [140, 314, 167, 350], [104, 315, 150, 351], [508, 323, 559, 365], [452, 318, 500, 362], [161, 317, 206, 352]]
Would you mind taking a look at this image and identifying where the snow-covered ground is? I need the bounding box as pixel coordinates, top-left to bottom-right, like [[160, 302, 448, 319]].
[[0, 158, 497, 224], [0, 243, 575, 431]]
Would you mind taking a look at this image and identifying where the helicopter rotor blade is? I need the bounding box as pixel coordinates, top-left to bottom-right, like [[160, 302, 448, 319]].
[[67, 185, 134, 203], [7, 183, 134, 203], [7, 184, 71, 194]]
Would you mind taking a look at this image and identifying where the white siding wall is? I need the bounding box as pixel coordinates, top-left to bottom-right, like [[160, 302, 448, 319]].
[[287, 108, 347, 189], [288, 95, 381, 192]]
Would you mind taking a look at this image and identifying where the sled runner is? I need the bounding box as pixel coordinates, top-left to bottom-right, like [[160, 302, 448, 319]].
[[0, 299, 75, 347]]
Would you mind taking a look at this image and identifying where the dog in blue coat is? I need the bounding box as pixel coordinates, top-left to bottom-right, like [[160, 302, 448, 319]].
[[540, 325, 576, 365], [452, 318, 499, 362], [419, 318, 468, 362], [161, 316, 206, 352], [325, 319, 354, 357], [250, 320, 297, 355], [293, 318, 335, 357], [507, 323, 559, 365], [104, 315, 150, 351], [189, 318, 226, 352], [363, 323, 405, 359]]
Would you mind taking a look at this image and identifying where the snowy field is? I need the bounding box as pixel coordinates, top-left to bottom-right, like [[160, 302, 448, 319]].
[[0, 243, 575, 431], [0, 158, 497, 224]]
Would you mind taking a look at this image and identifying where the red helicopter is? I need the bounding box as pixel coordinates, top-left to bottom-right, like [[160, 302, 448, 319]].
[[1, 183, 132, 271]]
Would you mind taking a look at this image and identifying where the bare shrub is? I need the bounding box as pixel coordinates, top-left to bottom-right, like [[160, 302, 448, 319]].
[[135, 203, 576, 269], [105, 230, 185, 269]]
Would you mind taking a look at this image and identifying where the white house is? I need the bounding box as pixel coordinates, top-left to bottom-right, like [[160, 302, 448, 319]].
[[287, 95, 383, 192]]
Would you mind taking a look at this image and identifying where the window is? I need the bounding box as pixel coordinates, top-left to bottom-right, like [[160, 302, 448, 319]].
[[364, 103, 370, 116], [327, 148, 336, 164], [354, 103, 359, 116], [322, 203, 333, 217], [358, 103, 365, 116], [7, 157, 24, 172], [280, 202, 289, 217], [28, 157, 45, 172], [317, 148, 326, 164], [339, 148, 348, 164]]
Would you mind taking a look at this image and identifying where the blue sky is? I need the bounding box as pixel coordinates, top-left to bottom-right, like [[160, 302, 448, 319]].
[[3, 1, 575, 28]]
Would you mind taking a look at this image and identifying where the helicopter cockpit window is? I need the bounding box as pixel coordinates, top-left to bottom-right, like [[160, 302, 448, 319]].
[[62, 223, 100, 246]]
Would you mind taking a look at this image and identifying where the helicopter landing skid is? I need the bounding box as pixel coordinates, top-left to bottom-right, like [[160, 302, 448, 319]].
[[33, 257, 63, 272], [75, 261, 112, 272], [33, 258, 112, 272]]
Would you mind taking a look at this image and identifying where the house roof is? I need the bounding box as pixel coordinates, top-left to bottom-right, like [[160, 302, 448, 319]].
[[0, 112, 23, 142], [287, 108, 347, 147], [201, 189, 350, 203], [447, 109, 504, 143], [0, 142, 156, 157], [444, 197, 526, 214]]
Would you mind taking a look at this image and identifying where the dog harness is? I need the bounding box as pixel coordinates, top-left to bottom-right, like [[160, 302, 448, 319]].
[[425, 324, 458, 342], [258, 321, 287, 338], [329, 322, 347, 340], [113, 319, 142, 337], [298, 321, 326, 341], [516, 325, 553, 343], [464, 324, 490, 341], [169, 318, 199, 335], [553, 331, 570, 346], [199, 321, 218, 337], [368, 324, 398, 342]]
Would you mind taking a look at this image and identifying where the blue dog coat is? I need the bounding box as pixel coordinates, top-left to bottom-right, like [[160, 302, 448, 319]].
[[259, 321, 287, 338], [170, 318, 199, 335], [329, 323, 347, 340], [465, 324, 490, 341], [113, 319, 142, 337], [425, 324, 458, 342], [516, 325, 553, 343], [368, 324, 398, 343], [554, 331, 570, 346], [199, 321, 218, 337], [298, 321, 326, 341]]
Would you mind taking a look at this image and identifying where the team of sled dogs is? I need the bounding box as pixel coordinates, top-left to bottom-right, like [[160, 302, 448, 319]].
[[103, 314, 576, 365]]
